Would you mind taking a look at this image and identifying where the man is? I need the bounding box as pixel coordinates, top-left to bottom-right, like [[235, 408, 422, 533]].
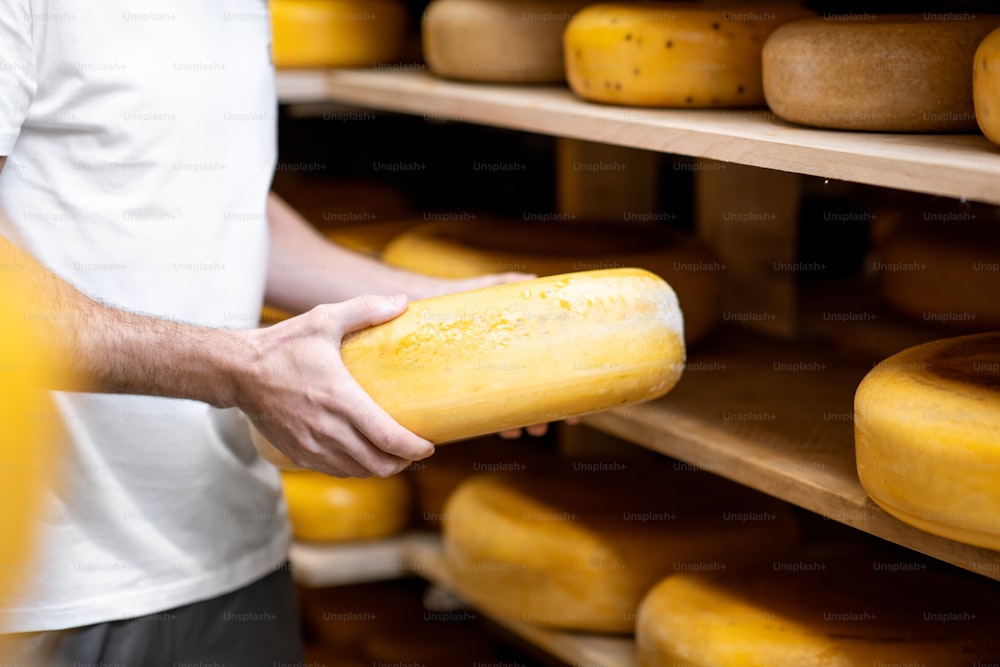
[[0, 2, 536, 664]]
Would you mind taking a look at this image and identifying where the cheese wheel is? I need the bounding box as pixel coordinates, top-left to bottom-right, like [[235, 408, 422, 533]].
[[250, 268, 686, 467], [564, 3, 813, 107], [270, 0, 408, 69], [322, 219, 424, 256], [974, 26, 1000, 145], [423, 0, 590, 83], [0, 269, 62, 609], [855, 333, 1000, 550], [280, 470, 412, 542], [763, 15, 1000, 132], [876, 214, 1000, 330], [443, 467, 798, 633], [381, 220, 721, 343], [637, 560, 1000, 666]]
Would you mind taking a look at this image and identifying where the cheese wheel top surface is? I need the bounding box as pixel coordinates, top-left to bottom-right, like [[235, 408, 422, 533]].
[[763, 14, 1000, 131], [564, 3, 813, 107]]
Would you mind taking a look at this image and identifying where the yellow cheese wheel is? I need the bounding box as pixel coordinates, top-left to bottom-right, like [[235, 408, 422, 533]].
[[564, 3, 812, 107], [637, 559, 1000, 666], [270, 0, 408, 69], [763, 15, 1000, 132], [0, 256, 62, 614], [974, 26, 1000, 145], [322, 219, 424, 256], [855, 332, 1000, 550], [252, 269, 685, 468], [443, 466, 798, 633], [423, 0, 590, 83], [876, 214, 1000, 330], [280, 470, 412, 542], [381, 220, 721, 344]]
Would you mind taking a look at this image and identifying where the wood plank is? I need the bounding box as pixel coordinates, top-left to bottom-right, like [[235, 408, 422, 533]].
[[275, 70, 1000, 206], [289, 533, 438, 587], [405, 538, 638, 667], [556, 138, 660, 221], [581, 328, 1000, 582]]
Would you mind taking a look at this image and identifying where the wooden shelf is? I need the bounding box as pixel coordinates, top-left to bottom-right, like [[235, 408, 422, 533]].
[[275, 69, 1000, 206], [404, 538, 637, 667], [580, 327, 1000, 582], [289, 533, 438, 588]]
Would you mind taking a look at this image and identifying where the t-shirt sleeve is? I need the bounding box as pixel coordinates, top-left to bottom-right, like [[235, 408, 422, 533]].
[[0, 1, 36, 156]]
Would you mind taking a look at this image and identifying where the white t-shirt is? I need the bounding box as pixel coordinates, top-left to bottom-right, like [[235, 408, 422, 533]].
[[0, 0, 291, 632]]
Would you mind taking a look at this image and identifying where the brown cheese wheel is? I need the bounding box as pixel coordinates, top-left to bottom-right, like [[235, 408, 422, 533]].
[[422, 0, 591, 83], [763, 15, 1000, 132], [380, 219, 722, 344], [638, 558, 1000, 666], [443, 466, 798, 633]]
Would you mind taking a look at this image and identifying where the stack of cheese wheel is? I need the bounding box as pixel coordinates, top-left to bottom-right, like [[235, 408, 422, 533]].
[[637, 554, 1000, 665], [855, 332, 1000, 550], [250, 268, 687, 470], [381, 219, 721, 344], [406, 434, 556, 528], [563, 3, 813, 107], [270, 0, 408, 68], [975, 26, 1000, 145], [423, 0, 591, 82], [872, 200, 1000, 330], [763, 14, 1000, 131], [442, 465, 798, 633], [280, 470, 413, 542]]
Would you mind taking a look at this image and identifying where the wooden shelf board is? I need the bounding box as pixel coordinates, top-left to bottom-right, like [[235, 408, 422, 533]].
[[404, 538, 637, 667], [289, 533, 438, 587], [580, 328, 1000, 582], [275, 69, 1000, 206]]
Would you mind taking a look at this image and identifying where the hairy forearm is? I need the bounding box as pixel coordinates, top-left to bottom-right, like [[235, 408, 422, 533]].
[[264, 192, 444, 313], [0, 234, 248, 406]]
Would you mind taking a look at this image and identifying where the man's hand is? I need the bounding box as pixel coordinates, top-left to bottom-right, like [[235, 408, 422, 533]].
[[235, 294, 434, 478]]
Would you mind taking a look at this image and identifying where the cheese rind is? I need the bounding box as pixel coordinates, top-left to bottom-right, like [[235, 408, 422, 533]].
[[280, 470, 412, 542], [443, 467, 798, 632], [251, 269, 686, 468], [270, 0, 407, 69], [764, 15, 1000, 131], [381, 220, 721, 343], [974, 26, 1000, 145], [637, 562, 1000, 666], [564, 3, 812, 107], [855, 332, 1000, 550], [423, 0, 590, 82]]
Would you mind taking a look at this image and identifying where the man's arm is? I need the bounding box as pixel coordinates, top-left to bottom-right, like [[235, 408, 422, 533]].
[[0, 217, 433, 478]]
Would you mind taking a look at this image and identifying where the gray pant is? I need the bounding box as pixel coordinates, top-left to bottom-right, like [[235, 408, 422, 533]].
[[1, 563, 304, 667]]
